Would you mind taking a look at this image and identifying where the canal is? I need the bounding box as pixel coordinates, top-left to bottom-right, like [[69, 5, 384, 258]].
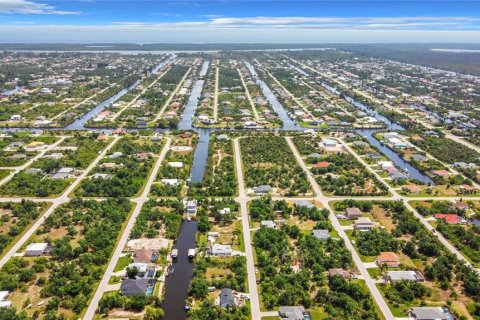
[[321, 82, 434, 184], [161, 219, 198, 320], [244, 61, 297, 130], [65, 55, 176, 130], [344, 94, 433, 184]]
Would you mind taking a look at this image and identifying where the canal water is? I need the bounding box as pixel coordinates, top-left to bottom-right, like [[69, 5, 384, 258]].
[[65, 56, 176, 130], [244, 61, 297, 130], [2, 56, 435, 318], [161, 220, 198, 320], [177, 60, 209, 130], [64, 79, 141, 130], [321, 82, 433, 184]]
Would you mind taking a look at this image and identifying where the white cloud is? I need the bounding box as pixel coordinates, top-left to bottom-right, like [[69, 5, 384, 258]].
[[151, 12, 183, 17], [0, 0, 81, 15], [1, 24, 480, 43], [106, 15, 480, 31]]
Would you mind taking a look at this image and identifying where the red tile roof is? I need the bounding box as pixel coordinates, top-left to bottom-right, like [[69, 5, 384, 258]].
[[315, 161, 330, 168], [434, 213, 463, 224]]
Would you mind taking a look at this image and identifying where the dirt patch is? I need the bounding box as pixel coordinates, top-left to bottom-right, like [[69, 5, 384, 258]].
[[370, 205, 395, 232], [126, 237, 170, 251]]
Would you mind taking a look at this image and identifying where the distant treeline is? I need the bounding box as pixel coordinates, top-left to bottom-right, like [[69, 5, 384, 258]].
[[0, 43, 333, 51], [337, 43, 480, 76]]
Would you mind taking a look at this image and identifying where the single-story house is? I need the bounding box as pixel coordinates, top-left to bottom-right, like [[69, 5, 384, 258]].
[[168, 162, 185, 168], [25, 168, 43, 175], [366, 152, 382, 160], [279, 306, 311, 320], [376, 252, 400, 268], [450, 201, 469, 210], [322, 138, 338, 148], [91, 173, 112, 180], [385, 271, 424, 283], [390, 172, 409, 181], [409, 307, 454, 320], [294, 200, 315, 209], [9, 153, 27, 160], [328, 268, 350, 279], [458, 184, 476, 195], [216, 134, 229, 141], [411, 154, 427, 162], [402, 185, 422, 194], [354, 217, 375, 231], [353, 141, 369, 148], [388, 137, 408, 149], [434, 213, 466, 225], [346, 207, 363, 219], [109, 151, 123, 159], [120, 278, 154, 297], [219, 288, 236, 308], [218, 208, 231, 215], [307, 153, 322, 159], [161, 179, 181, 186], [210, 244, 233, 257], [260, 220, 276, 229], [25, 243, 49, 256], [430, 170, 450, 178], [252, 185, 271, 194], [43, 153, 63, 160], [314, 161, 330, 168], [133, 249, 159, 264]]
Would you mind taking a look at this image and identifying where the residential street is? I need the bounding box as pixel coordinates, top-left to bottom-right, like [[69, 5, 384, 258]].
[[0, 136, 121, 269], [233, 138, 261, 320], [83, 138, 172, 319]]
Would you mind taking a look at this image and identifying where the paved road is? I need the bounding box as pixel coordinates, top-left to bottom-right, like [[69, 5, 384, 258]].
[[0, 136, 120, 269], [51, 83, 117, 121], [254, 58, 318, 122], [289, 56, 480, 155], [237, 67, 260, 122], [83, 138, 171, 319], [113, 60, 175, 121], [339, 139, 477, 269], [213, 65, 219, 122], [0, 136, 68, 187], [154, 59, 197, 122], [286, 136, 396, 320], [233, 138, 261, 320]]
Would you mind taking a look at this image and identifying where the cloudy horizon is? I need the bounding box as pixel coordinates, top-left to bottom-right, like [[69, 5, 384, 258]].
[[1, 0, 480, 43]]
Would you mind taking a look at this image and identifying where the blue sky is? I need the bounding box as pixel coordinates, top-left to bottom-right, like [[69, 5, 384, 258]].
[[1, 0, 480, 43]]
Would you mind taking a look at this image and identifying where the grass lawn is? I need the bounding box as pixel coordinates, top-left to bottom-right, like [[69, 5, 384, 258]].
[[367, 267, 381, 279], [114, 255, 133, 272], [261, 317, 278, 320], [376, 283, 410, 317], [310, 307, 328, 319], [108, 276, 121, 284]]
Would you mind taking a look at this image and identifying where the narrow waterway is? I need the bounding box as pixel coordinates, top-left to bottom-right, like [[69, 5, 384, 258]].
[[189, 128, 211, 182], [356, 129, 434, 184], [178, 61, 209, 130], [64, 79, 141, 130], [64, 56, 176, 130], [244, 61, 297, 130], [1, 86, 24, 96], [319, 83, 433, 184], [161, 220, 198, 320], [342, 94, 434, 184]]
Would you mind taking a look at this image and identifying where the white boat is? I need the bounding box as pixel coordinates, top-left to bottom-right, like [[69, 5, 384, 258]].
[[188, 248, 196, 258], [187, 216, 191, 221], [171, 249, 178, 259]]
